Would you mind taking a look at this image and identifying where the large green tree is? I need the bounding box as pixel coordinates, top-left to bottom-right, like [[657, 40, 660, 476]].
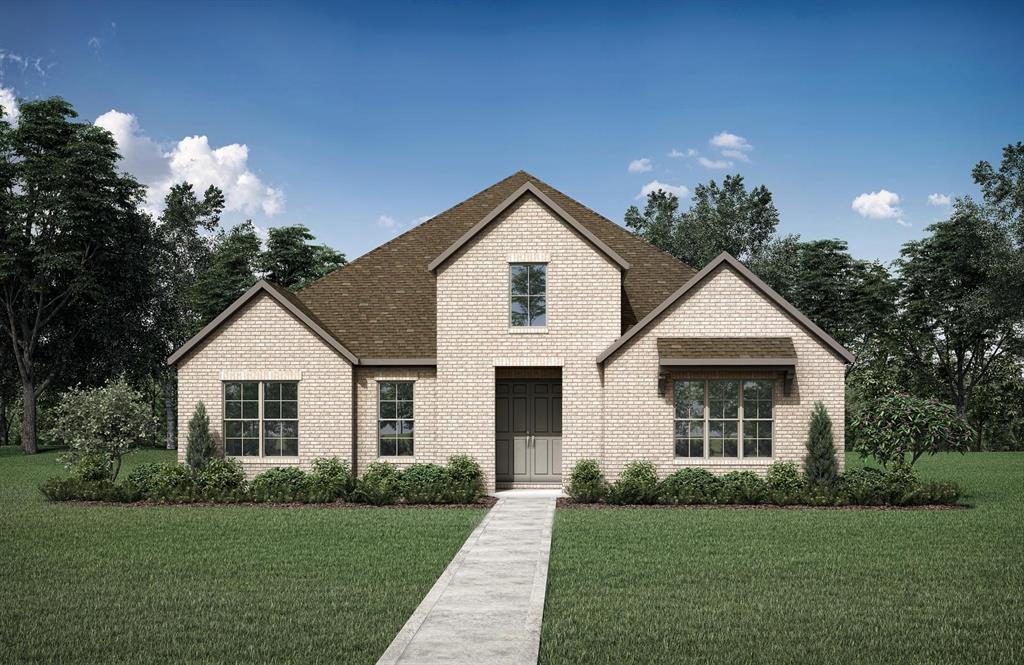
[[259, 224, 346, 290], [973, 141, 1024, 243], [0, 98, 155, 453], [191, 221, 262, 325]]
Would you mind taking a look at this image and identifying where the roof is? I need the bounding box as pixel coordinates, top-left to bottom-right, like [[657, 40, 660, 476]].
[[296, 170, 697, 358], [427, 181, 630, 273], [598, 252, 855, 365], [657, 337, 797, 365], [167, 280, 358, 366]]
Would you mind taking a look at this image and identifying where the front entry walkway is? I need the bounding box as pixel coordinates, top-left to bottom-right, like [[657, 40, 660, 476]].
[[376, 491, 559, 665]]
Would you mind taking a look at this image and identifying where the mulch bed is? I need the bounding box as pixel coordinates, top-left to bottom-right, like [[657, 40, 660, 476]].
[[63, 496, 499, 510], [556, 498, 966, 511]]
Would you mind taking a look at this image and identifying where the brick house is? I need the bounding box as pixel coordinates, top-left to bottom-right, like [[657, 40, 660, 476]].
[[168, 171, 853, 491]]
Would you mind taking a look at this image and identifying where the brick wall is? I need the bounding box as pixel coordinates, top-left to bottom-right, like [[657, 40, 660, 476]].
[[602, 265, 847, 479], [175, 293, 354, 477]]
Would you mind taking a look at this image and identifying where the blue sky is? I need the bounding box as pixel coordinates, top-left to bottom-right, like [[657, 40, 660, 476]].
[[2, 0, 1021, 263]]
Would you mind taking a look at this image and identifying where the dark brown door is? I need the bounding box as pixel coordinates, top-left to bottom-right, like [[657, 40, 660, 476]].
[[495, 380, 562, 483]]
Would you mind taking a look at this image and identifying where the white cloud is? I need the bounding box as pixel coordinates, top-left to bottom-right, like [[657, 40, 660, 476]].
[[720, 149, 750, 163], [0, 50, 47, 78], [710, 131, 753, 153], [628, 157, 653, 173], [852, 189, 905, 225], [94, 109, 284, 216], [698, 157, 732, 169], [0, 86, 18, 126], [928, 193, 952, 207], [376, 214, 398, 229], [88, 36, 102, 52], [669, 148, 698, 158], [636, 180, 689, 200]]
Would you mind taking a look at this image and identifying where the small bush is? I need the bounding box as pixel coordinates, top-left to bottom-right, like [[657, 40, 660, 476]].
[[353, 462, 401, 505], [607, 461, 660, 505], [185, 402, 217, 472], [129, 462, 197, 501], [249, 467, 311, 503], [308, 457, 353, 503], [39, 477, 143, 502], [718, 471, 768, 505], [444, 455, 484, 503], [69, 453, 112, 482], [567, 459, 607, 503], [904, 479, 964, 506], [399, 463, 449, 504], [658, 468, 720, 504], [766, 462, 806, 505], [196, 457, 246, 497]]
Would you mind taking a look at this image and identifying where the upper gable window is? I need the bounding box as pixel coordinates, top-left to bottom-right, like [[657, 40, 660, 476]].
[[510, 263, 547, 327]]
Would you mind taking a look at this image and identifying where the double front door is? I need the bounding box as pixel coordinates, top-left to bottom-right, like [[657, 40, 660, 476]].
[[495, 380, 562, 484]]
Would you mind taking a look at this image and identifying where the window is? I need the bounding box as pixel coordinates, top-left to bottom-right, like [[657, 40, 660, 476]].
[[672, 379, 774, 458], [223, 381, 299, 457], [510, 263, 546, 327], [378, 381, 414, 456]]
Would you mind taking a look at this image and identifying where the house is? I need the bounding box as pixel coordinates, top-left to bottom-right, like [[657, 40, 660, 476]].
[[168, 171, 853, 490]]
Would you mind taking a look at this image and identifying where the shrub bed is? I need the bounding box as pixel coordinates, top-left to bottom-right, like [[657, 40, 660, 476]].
[[563, 459, 964, 508], [40, 455, 487, 506]]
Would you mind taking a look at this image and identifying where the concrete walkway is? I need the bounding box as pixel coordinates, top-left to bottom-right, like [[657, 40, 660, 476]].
[[376, 491, 559, 665]]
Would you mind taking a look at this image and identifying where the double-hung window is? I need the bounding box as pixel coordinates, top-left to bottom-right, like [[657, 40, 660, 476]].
[[378, 381, 414, 456], [673, 379, 774, 458], [223, 381, 299, 457], [510, 263, 547, 327]]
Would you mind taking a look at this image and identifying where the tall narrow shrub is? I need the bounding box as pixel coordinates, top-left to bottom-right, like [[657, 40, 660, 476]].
[[804, 402, 838, 485], [186, 402, 216, 472]]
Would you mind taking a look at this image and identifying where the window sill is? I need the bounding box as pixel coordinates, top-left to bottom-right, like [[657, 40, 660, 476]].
[[508, 326, 548, 334], [673, 456, 774, 465], [227, 456, 302, 463], [377, 456, 417, 462]]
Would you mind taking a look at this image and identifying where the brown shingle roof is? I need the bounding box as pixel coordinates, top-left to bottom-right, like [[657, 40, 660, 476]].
[[297, 171, 697, 359], [657, 337, 797, 361]]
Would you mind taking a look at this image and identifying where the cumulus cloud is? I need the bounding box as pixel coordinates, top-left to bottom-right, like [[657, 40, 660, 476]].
[[669, 148, 698, 158], [0, 86, 18, 126], [636, 180, 689, 200], [628, 157, 653, 173], [698, 157, 732, 169], [376, 215, 398, 229], [720, 149, 750, 163], [852, 189, 906, 225], [928, 193, 952, 207], [710, 131, 753, 152], [94, 109, 284, 216]]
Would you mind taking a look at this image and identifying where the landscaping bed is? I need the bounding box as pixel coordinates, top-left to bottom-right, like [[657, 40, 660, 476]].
[[556, 497, 964, 510]]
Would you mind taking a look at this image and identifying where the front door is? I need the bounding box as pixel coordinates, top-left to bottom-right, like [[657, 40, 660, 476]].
[[495, 380, 562, 484]]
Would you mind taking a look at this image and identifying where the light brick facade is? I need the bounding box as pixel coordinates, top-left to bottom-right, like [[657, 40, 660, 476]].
[[174, 192, 847, 490]]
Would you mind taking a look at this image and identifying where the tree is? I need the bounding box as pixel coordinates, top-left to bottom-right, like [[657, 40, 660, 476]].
[[153, 183, 225, 449], [259, 224, 346, 290], [185, 401, 216, 471], [50, 378, 153, 481], [624, 190, 679, 256], [898, 198, 1024, 420], [850, 393, 973, 467], [191, 221, 261, 325], [803, 402, 838, 485], [973, 141, 1024, 243], [0, 98, 154, 453]]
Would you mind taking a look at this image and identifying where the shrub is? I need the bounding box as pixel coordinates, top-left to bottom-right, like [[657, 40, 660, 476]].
[[658, 468, 720, 504], [129, 462, 197, 501], [39, 477, 136, 502], [567, 459, 607, 503], [804, 402, 839, 485], [308, 457, 353, 503], [766, 462, 806, 505], [353, 462, 401, 505], [49, 378, 153, 481], [849, 393, 973, 468], [444, 455, 484, 503], [904, 479, 964, 506], [196, 457, 246, 497], [399, 463, 449, 504], [606, 461, 660, 505], [249, 467, 311, 503], [185, 402, 217, 472], [718, 471, 768, 505]]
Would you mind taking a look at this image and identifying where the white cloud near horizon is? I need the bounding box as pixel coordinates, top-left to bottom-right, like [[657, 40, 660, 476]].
[[637, 180, 689, 200], [928, 193, 952, 207], [95, 109, 284, 217], [0, 86, 19, 126], [852, 189, 908, 226], [628, 157, 653, 173]]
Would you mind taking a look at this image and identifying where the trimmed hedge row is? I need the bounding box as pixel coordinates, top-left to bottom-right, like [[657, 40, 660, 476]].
[[40, 455, 485, 506], [567, 459, 963, 507]]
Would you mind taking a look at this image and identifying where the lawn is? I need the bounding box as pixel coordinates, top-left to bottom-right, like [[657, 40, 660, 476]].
[[0, 447, 485, 665], [540, 453, 1024, 665]]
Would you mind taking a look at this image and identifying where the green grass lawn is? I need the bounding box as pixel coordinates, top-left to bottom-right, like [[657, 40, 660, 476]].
[[0, 447, 485, 665], [540, 453, 1024, 665]]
